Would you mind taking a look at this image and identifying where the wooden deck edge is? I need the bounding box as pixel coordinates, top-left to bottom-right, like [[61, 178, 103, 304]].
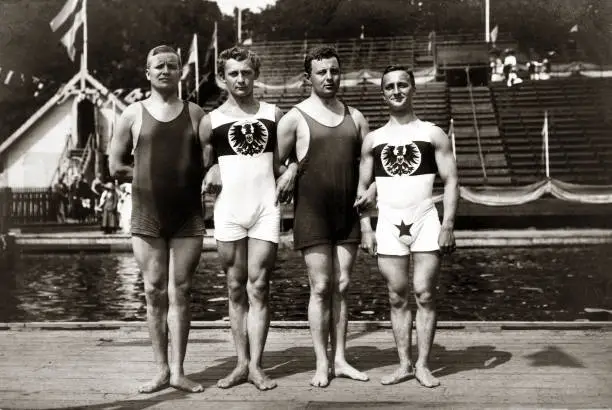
[[12, 232, 612, 253], [2, 320, 611, 332]]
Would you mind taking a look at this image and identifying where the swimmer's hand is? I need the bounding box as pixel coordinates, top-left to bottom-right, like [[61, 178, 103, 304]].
[[203, 164, 222, 195], [275, 163, 297, 205], [353, 183, 377, 212], [360, 230, 377, 256], [438, 225, 456, 255]]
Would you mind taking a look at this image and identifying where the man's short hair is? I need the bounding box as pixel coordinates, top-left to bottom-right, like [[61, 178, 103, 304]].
[[217, 46, 261, 77], [304, 46, 341, 75], [381, 65, 415, 89], [146, 45, 181, 68]]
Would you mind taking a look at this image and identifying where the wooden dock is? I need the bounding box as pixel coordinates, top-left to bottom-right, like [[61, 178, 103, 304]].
[[1, 323, 611, 409]]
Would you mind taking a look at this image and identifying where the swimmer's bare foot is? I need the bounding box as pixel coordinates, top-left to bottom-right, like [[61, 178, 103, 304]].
[[310, 364, 330, 388], [414, 365, 440, 388], [248, 366, 277, 391], [138, 368, 170, 393], [333, 360, 369, 382], [170, 374, 204, 393], [380, 365, 414, 385], [217, 364, 249, 389]]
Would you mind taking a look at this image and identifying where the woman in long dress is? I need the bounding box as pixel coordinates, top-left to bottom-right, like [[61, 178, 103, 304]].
[[97, 182, 119, 234]]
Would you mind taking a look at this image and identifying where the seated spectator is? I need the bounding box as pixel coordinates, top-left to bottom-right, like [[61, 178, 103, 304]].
[[503, 49, 519, 87]]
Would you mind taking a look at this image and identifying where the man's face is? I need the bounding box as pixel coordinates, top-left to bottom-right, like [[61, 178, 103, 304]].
[[146, 52, 181, 91], [222, 58, 257, 98], [381, 70, 414, 112], [308, 57, 341, 98]]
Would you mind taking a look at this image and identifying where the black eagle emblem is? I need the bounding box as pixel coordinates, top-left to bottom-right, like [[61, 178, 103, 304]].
[[381, 142, 421, 176], [228, 119, 269, 156]]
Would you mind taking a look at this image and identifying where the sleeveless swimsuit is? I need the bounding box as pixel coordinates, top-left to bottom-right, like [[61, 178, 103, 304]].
[[293, 104, 361, 250], [373, 119, 441, 255], [130, 102, 206, 238], [210, 102, 280, 243]]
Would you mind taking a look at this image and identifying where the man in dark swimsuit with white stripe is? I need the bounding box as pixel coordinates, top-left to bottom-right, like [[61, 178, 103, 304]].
[[109, 45, 213, 394]]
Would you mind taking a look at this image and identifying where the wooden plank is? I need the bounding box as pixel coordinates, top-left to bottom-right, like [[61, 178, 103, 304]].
[[1, 328, 611, 408]]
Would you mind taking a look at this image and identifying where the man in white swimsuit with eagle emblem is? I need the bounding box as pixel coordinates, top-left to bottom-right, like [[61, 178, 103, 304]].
[[198, 46, 296, 391], [355, 65, 459, 388]]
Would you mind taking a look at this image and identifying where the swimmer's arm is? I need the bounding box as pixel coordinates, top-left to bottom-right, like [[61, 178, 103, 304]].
[[350, 106, 377, 195], [355, 131, 376, 233], [197, 114, 216, 171], [276, 108, 299, 166], [432, 127, 459, 230], [108, 103, 137, 182], [273, 106, 293, 177]]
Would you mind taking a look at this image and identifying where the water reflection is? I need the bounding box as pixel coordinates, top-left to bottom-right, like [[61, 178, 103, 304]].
[[1, 246, 611, 322]]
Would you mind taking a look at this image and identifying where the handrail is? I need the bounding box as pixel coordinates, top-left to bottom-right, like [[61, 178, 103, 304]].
[[78, 133, 94, 176], [465, 66, 489, 183], [50, 134, 73, 186]]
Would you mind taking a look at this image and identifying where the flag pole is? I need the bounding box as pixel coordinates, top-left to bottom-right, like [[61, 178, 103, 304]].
[[213, 21, 218, 78], [544, 110, 550, 178], [177, 47, 183, 99], [485, 0, 490, 43], [237, 8, 242, 44], [81, 0, 88, 91], [449, 118, 456, 159], [194, 34, 200, 105]]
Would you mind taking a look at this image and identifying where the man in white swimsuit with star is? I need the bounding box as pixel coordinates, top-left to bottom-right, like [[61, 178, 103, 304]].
[[355, 65, 459, 388]]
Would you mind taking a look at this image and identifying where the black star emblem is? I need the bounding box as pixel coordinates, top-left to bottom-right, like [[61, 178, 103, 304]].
[[394, 221, 413, 238]]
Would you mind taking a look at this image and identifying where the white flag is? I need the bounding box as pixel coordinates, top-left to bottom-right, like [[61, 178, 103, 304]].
[[490, 25, 499, 43], [187, 34, 198, 65]]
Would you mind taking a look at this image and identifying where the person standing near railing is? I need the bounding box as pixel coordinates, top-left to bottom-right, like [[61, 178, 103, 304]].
[[52, 173, 68, 223]]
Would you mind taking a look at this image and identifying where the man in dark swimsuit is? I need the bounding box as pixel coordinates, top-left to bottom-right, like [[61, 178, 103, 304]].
[[276, 46, 372, 387], [109, 45, 213, 394]]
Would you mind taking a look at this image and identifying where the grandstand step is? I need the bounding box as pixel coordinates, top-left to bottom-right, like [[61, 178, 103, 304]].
[[451, 104, 494, 113], [455, 126, 500, 137], [457, 176, 513, 186]]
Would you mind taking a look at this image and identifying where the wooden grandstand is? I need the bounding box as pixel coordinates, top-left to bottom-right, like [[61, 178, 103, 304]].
[[491, 77, 612, 185]]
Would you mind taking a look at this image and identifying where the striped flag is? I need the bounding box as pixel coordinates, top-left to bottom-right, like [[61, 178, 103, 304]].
[[50, 0, 84, 61], [182, 34, 198, 80]]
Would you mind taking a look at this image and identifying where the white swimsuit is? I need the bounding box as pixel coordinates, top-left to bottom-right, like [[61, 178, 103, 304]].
[[372, 119, 441, 255], [209, 102, 280, 243]]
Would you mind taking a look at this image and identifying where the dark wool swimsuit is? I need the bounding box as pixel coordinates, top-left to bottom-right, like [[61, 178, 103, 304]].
[[292, 104, 361, 250], [130, 102, 206, 238]]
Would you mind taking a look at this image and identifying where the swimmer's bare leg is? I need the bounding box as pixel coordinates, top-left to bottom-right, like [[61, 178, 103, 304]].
[[246, 238, 277, 390], [304, 245, 333, 388], [167, 237, 204, 393], [378, 254, 415, 385], [217, 238, 250, 389], [331, 244, 368, 382], [133, 236, 171, 394], [413, 251, 441, 388]]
